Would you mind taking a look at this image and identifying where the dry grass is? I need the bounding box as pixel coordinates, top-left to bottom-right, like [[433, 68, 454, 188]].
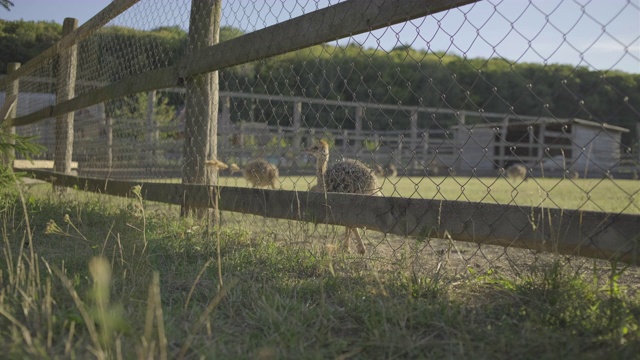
[[0, 181, 638, 359]]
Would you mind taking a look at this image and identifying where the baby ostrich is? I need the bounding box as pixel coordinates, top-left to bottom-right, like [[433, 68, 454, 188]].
[[373, 164, 385, 177], [243, 159, 279, 189], [228, 163, 241, 176], [385, 163, 398, 177], [205, 159, 228, 171], [506, 163, 527, 182], [372, 163, 397, 178], [304, 140, 379, 255]]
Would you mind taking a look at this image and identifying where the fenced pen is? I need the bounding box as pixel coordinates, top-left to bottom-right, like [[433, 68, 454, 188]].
[[1, 0, 639, 277]]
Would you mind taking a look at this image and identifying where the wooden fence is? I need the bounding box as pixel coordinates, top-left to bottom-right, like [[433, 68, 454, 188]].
[[1, 0, 639, 264], [18, 168, 640, 265]]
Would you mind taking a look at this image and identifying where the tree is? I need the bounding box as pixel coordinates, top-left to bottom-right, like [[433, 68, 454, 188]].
[[1, 0, 14, 11], [0, 20, 62, 72], [0, 131, 45, 189]]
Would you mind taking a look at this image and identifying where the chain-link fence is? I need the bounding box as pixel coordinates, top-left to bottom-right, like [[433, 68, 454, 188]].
[[2, 0, 639, 281]]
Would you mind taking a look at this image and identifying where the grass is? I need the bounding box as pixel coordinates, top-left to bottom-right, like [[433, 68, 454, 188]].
[[0, 179, 639, 359]]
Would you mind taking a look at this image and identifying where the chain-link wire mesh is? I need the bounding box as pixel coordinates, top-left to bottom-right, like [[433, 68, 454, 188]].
[[2, 0, 639, 283], [8, 60, 57, 162]]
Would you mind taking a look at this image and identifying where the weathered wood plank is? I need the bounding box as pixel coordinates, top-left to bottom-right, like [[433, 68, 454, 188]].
[[0, 94, 17, 121], [0, 0, 140, 89], [7, 67, 177, 127], [181, 0, 222, 220], [54, 67, 178, 118], [19, 168, 640, 265], [182, 0, 480, 78], [54, 18, 78, 177], [6, 87, 556, 128], [6, 106, 54, 127], [4, 0, 480, 128]]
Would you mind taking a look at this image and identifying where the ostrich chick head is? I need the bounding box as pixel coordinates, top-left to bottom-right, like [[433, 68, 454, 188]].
[[229, 163, 241, 173], [304, 140, 330, 159]]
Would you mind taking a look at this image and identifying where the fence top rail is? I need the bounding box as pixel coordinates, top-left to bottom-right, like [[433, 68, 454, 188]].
[[4, 85, 573, 131], [221, 92, 572, 124], [181, 0, 481, 79], [0, 76, 555, 125], [3, 0, 482, 128], [1, 0, 585, 132]]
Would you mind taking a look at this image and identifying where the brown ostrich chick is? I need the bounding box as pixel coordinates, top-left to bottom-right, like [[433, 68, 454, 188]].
[[228, 163, 241, 175], [205, 159, 229, 170], [243, 159, 279, 189], [506, 163, 527, 181], [304, 140, 380, 255]]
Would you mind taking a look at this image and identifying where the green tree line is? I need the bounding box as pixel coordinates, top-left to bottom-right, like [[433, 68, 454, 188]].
[[1, 19, 638, 146]]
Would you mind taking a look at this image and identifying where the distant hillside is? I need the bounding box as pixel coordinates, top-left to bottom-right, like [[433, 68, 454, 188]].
[[0, 19, 62, 70]]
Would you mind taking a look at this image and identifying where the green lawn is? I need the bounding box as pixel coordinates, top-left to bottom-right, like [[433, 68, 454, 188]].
[[0, 179, 639, 359]]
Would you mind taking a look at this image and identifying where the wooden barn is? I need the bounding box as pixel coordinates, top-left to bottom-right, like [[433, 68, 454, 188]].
[[441, 117, 629, 177]]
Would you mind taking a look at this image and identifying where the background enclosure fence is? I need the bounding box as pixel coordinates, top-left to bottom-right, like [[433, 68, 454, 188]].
[[1, 0, 639, 273]]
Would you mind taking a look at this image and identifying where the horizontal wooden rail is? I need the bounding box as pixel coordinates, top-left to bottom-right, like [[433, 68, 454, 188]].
[[182, 0, 479, 78], [220, 91, 459, 116], [7, 68, 178, 127], [9, 106, 55, 127], [5, 0, 480, 128], [0, 94, 17, 120], [18, 168, 640, 265], [53, 67, 178, 120]]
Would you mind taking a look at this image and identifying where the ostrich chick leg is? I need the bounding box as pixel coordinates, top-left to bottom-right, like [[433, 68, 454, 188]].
[[343, 227, 353, 252], [351, 227, 366, 255]]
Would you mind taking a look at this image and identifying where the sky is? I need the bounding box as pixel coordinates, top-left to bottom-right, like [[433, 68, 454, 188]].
[[2, 0, 639, 74]]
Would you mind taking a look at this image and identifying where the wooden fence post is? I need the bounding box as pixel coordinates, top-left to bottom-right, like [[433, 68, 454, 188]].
[[105, 116, 113, 171], [409, 110, 418, 170], [354, 106, 363, 152], [219, 95, 231, 154], [54, 18, 78, 190], [636, 123, 640, 164], [181, 0, 222, 222], [292, 100, 302, 152], [2, 62, 20, 167], [145, 90, 158, 163], [454, 112, 465, 174], [421, 131, 429, 170], [342, 129, 349, 153], [497, 116, 510, 168]]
